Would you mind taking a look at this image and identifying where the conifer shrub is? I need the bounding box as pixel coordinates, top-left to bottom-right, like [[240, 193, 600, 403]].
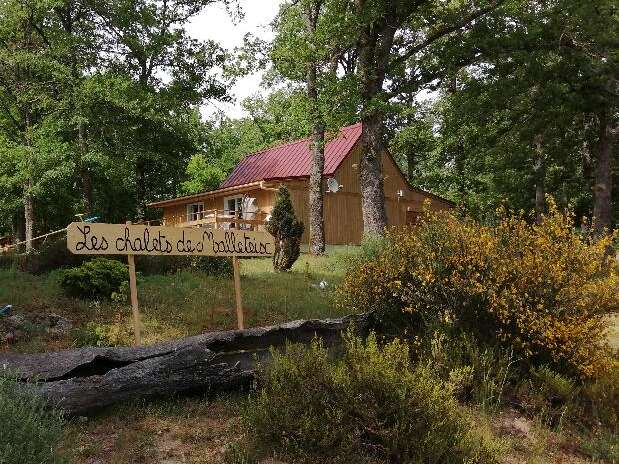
[[0, 374, 65, 464], [60, 258, 128, 300], [337, 201, 619, 379], [242, 334, 501, 463], [266, 186, 304, 271]]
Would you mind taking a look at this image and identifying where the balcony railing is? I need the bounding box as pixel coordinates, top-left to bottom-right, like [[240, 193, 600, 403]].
[[174, 209, 268, 230]]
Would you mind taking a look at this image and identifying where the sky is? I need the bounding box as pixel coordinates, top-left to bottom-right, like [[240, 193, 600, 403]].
[[187, 0, 285, 119]]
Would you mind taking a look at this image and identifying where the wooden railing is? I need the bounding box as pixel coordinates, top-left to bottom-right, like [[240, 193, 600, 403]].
[[175, 209, 268, 230]]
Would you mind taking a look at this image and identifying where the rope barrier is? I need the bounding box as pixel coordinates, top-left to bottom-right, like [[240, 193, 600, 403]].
[[2, 216, 99, 251], [3, 227, 68, 251]]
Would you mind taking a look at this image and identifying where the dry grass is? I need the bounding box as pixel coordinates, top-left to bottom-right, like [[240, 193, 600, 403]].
[[60, 394, 246, 464]]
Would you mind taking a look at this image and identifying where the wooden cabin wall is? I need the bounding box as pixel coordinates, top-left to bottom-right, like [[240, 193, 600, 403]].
[[324, 192, 363, 244], [285, 180, 311, 244], [162, 204, 186, 225]]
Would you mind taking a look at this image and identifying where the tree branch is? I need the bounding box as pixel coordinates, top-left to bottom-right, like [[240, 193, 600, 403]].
[[389, 0, 506, 70]]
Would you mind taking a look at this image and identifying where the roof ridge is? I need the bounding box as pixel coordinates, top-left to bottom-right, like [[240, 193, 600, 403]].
[[243, 122, 361, 159]]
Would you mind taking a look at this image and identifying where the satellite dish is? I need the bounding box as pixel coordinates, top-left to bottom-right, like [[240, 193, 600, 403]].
[[326, 177, 341, 193]]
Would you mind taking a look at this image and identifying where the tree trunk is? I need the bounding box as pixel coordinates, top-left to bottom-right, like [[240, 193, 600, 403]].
[[354, 3, 396, 235], [447, 74, 467, 199], [593, 111, 614, 235], [0, 315, 372, 416], [581, 116, 594, 193], [306, 1, 325, 255], [308, 114, 325, 254], [359, 114, 388, 234], [136, 159, 147, 220], [12, 210, 25, 244], [78, 120, 93, 214], [23, 181, 34, 252], [406, 150, 415, 182], [533, 134, 545, 225], [23, 111, 34, 252]]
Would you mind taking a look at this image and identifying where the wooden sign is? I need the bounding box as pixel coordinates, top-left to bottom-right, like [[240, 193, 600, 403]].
[[67, 221, 275, 342], [67, 222, 274, 257]]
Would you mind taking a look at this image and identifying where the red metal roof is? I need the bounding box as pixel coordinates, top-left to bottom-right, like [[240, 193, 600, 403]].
[[220, 123, 362, 189]]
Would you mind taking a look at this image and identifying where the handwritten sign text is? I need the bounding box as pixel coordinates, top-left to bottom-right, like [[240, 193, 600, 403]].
[[67, 222, 274, 257]]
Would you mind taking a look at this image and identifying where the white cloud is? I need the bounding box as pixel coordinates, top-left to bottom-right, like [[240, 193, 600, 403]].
[[188, 0, 284, 119]]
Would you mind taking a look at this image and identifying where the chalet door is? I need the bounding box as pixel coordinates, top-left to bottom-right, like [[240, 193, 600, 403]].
[[223, 195, 243, 229]]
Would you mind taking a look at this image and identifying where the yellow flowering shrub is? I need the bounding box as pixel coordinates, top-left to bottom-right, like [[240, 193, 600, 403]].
[[337, 202, 619, 379]]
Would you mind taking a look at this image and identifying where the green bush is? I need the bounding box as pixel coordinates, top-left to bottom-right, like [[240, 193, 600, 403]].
[[514, 365, 578, 427], [60, 258, 128, 300], [0, 250, 17, 270], [0, 373, 65, 464], [242, 334, 501, 463], [190, 255, 233, 276]]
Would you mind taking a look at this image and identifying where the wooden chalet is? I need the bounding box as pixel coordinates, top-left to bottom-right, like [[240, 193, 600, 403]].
[[148, 123, 453, 245]]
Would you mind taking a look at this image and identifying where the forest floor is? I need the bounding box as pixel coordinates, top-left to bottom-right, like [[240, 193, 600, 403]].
[[1, 250, 617, 463], [59, 392, 603, 464]]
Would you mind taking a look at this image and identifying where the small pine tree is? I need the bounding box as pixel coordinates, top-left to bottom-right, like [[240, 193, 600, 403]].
[[267, 186, 305, 271]]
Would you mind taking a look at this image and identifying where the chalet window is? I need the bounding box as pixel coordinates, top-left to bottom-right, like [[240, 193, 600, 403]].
[[224, 196, 243, 217], [186, 202, 204, 222]]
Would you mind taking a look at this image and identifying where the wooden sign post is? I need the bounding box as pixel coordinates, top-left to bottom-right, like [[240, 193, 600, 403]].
[[67, 222, 274, 342], [232, 256, 244, 330], [125, 222, 142, 345]]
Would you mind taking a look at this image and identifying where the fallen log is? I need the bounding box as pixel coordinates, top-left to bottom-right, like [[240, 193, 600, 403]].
[[0, 314, 372, 416]]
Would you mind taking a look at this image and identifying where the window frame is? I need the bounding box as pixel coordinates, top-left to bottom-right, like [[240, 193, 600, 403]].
[[186, 202, 205, 222]]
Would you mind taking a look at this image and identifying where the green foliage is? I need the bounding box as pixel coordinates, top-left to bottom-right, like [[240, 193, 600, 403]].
[[60, 258, 128, 300], [267, 186, 304, 271], [0, 373, 65, 464], [515, 365, 578, 427], [0, 0, 233, 236], [71, 319, 128, 347], [407, 0, 618, 221], [242, 334, 502, 463], [0, 251, 17, 270], [180, 154, 226, 194]]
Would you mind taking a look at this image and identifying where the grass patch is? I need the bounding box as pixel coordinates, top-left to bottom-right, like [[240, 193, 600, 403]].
[[0, 248, 358, 350]]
